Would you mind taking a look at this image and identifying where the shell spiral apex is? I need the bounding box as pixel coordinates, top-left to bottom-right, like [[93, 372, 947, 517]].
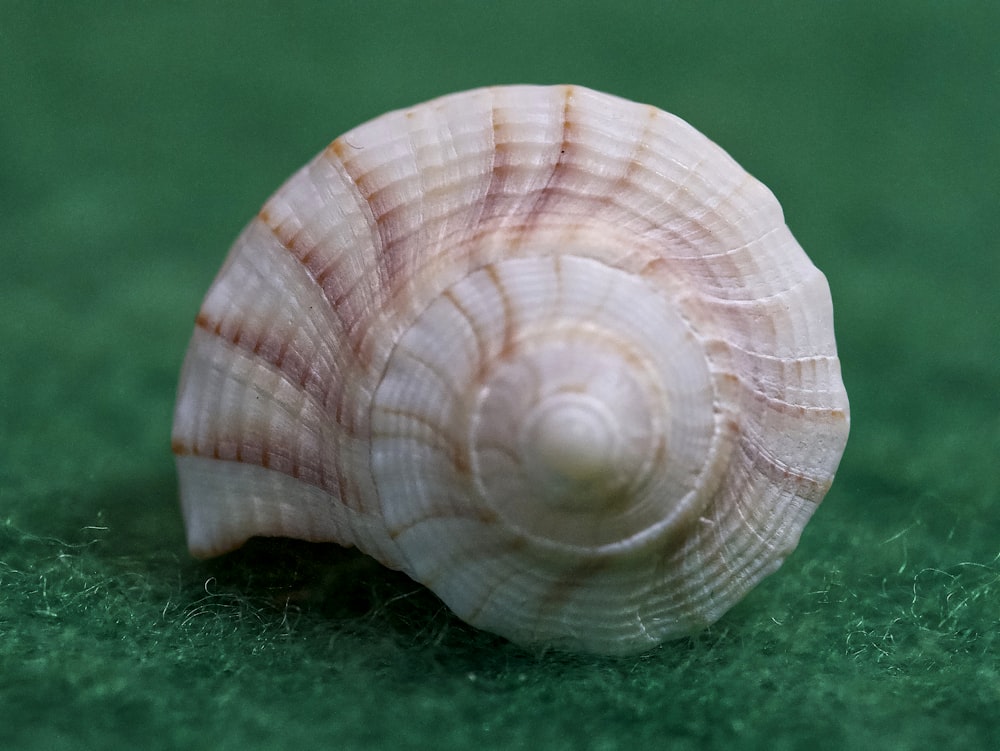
[[172, 84, 850, 655]]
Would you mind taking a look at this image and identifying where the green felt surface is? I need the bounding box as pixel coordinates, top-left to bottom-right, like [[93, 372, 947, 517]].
[[2, 2, 999, 749]]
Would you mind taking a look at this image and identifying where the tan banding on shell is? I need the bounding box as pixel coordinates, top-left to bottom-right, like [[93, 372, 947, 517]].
[[172, 84, 850, 655]]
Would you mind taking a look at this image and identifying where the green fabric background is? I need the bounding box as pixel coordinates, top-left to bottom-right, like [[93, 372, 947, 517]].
[[2, 2, 998, 749]]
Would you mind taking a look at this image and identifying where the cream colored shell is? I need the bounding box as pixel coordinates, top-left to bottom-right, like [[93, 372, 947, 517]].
[[172, 84, 850, 655]]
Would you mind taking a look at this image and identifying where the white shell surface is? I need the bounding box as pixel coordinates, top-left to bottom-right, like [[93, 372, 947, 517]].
[[172, 84, 850, 655]]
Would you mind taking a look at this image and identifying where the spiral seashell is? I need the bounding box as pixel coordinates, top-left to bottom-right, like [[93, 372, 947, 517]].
[[172, 84, 850, 655]]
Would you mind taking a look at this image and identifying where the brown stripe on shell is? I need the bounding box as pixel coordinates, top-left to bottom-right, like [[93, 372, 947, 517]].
[[193, 312, 305, 390], [603, 105, 668, 237], [175, 315, 348, 496], [325, 137, 399, 306], [256, 205, 368, 366], [475, 96, 550, 237], [258, 162, 380, 373], [190, 310, 348, 429], [516, 86, 575, 240], [374, 405, 471, 474], [441, 287, 488, 380], [484, 264, 517, 361], [172, 409, 326, 490], [515, 97, 702, 258], [257, 202, 373, 345], [437, 262, 518, 384], [474, 95, 504, 227]]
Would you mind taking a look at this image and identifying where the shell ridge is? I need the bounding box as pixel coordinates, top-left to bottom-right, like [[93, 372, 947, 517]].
[[599, 103, 665, 231], [463, 90, 501, 245], [323, 139, 392, 306], [260, 151, 387, 366], [664, 222, 784, 263], [174, 334, 332, 485], [192, 283, 330, 401], [513, 86, 573, 238], [483, 264, 517, 358], [736, 429, 837, 494], [188, 246, 365, 435], [374, 404, 459, 452], [440, 288, 489, 376]]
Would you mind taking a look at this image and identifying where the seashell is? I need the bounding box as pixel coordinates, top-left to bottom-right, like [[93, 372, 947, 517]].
[[171, 84, 850, 655]]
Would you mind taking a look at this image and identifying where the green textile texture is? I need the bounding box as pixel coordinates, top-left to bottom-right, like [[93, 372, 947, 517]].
[[2, 2, 998, 749]]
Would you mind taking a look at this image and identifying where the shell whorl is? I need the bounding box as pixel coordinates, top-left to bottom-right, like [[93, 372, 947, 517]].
[[172, 84, 850, 655]]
